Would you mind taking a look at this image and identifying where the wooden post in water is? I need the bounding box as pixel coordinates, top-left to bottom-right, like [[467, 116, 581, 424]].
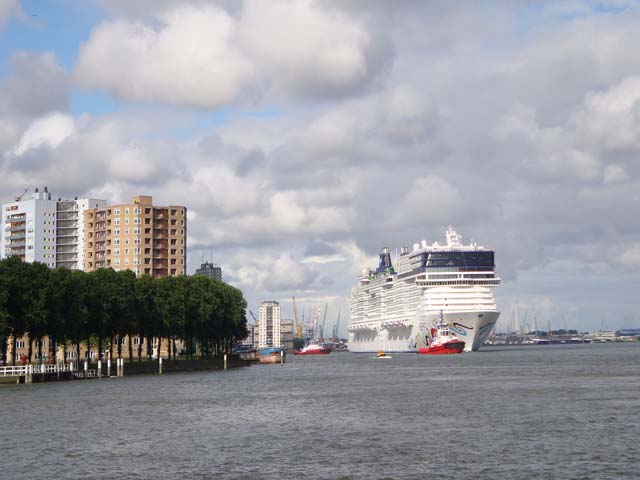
[[107, 359, 111, 377], [280, 350, 284, 366], [159, 356, 163, 375], [97, 360, 102, 378], [224, 353, 227, 371], [84, 361, 88, 379], [26, 364, 32, 384]]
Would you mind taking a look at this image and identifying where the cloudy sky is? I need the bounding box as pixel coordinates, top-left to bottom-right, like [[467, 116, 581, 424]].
[[1, 0, 640, 334]]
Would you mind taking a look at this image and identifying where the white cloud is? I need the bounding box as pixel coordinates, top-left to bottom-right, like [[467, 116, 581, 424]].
[[614, 245, 640, 268], [11, 112, 76, 156], [74, 0, 388, 108], [75, 5, 252, 109], [603, 165, 629, 185], [239, 0, 381, 99]]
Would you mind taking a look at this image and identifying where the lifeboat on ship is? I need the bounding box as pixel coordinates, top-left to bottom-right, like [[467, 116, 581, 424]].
[[417, 311, 466, 355]]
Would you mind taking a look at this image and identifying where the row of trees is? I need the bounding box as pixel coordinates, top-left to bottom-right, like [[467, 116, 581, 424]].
[[0, 256, 248, 365]]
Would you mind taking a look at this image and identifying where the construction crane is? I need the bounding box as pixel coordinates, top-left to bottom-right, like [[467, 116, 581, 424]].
[[292, 296, 302, 338], [249, 310, 257, 324], [333, 310, 341, 339], [14, 188, 28, 202]]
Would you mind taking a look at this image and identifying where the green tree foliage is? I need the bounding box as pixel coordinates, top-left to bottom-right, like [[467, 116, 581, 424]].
[[0, 258, 247, 364]]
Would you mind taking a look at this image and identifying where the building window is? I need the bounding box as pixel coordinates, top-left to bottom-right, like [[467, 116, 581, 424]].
[[114, 208, 120, 215], [125, 208, 129, 215]]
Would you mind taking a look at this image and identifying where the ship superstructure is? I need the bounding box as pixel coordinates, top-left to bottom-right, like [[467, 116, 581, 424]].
[[348, 227, 500, 352]]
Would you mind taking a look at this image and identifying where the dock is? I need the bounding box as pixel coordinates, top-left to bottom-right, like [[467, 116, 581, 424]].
[[0, 364, 102, 384]]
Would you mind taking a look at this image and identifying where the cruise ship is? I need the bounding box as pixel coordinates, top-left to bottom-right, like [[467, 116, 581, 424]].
[[348, 227, 500, 352]]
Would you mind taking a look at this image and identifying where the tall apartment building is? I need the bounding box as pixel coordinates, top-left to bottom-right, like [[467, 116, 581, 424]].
[[1, 187, 106, 269], [258, 301, 281, 348], [242, 318, 294, 351], [83, 195, 187, 277]]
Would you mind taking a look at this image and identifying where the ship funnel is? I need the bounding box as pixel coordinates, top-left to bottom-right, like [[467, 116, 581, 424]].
[[376, 247, 394, 274]]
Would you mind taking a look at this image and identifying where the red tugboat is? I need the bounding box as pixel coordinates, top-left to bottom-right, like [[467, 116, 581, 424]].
[[417, 312, 466, 355], [294, 340, 331, 355]]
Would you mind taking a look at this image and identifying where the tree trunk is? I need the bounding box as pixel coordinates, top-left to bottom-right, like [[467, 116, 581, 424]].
[[117, 336, 122, 359], [75, 339, 80, 368], [37, 337, 42, 363], [138, 333, 143, 362], [172, 337, 176, 360], [97, 336, 103, 363], [86, 336, 91, 364], [128, 335, 133, 362], [1, 336, 7, 365], [146, 336, 152, 360], [109, 336, 114, 361], [28, 338, 33, 364], [168, 337, 172, 359]]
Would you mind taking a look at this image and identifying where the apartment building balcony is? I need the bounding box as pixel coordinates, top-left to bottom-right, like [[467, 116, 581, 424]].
[[56, 218, 78, 227], [8, 232, 25, 240], [56, 230, 78, 240], [57, 201, 77, 210], [9, 214, 26, 221], [56, 245, 77, 254], [153, 233, 168, 239], [8, 241, 25, 248], [154, 221, 168, 229], [153, 268, 168, 278], [56, 261, 76, 270], [56, 253, 78, 263], [6, 224, 26, 233], [7, 246, 25, 255], [56, 237, 78, 246]]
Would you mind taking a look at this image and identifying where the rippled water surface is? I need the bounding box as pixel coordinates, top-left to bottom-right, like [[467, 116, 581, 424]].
[[2, 343, 640, 479]]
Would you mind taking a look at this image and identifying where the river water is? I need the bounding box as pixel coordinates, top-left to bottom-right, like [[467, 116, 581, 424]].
[[2, 343, 639, 479]]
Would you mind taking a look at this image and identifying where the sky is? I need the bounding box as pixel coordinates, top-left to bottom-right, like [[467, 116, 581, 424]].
[[1, 0, 640, 334]]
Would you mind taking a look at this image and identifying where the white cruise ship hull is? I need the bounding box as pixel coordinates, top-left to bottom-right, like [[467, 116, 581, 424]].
[[348, 310, 500, 353]]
